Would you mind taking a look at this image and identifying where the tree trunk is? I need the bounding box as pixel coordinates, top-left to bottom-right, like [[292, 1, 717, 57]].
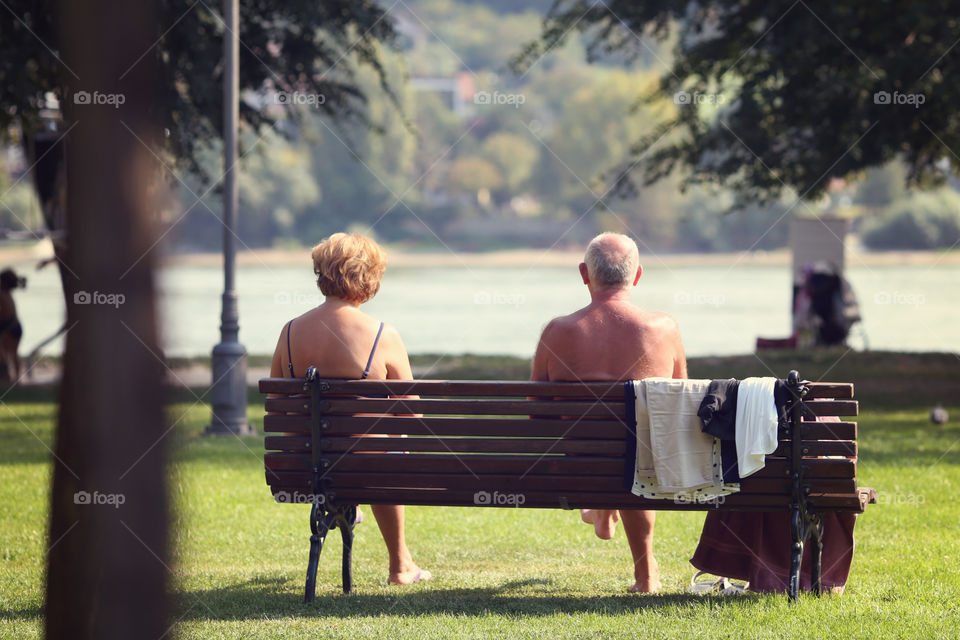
[[45, 2, 169, 639]]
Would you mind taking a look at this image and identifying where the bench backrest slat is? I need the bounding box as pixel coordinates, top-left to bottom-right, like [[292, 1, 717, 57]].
[[264, 453, 855, 481], [802, 400, 859, 417], [261, 378, 627, 398], [266, 415, 631, 439], [266, 396, 627, 418], [803, 383, 854, 399], [262, 434, 855, 458], [800, 421, 857, 440], [334, 455, 855, 481], [260, 378, 852, 399], [318, 436, 625, 455]]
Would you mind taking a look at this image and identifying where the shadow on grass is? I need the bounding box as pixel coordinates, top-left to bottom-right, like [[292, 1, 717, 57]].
[[170, 575, 765, 621], [0, 604, 43, 621], [2, 582, 760, 624]]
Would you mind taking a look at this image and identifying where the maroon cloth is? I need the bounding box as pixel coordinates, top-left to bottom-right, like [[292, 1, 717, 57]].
[[690, 510, 857, 592]]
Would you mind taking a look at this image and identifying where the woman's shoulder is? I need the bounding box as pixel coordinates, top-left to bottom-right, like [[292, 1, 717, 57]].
[[375, 319, 402, 338], [372, 321, 407, 353]]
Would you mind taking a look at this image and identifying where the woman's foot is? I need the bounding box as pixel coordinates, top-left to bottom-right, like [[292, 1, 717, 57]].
[[387, 567, 432, 585], [370, 504, 430, 586]]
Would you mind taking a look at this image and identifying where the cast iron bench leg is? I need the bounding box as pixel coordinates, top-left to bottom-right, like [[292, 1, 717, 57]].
[[304, 503, 335, 604], [810, 516, 824, 596], [336, 505, 358, 594], [789, 507, 824, 600], [789, 504, 803, 601], [341, 519, 354, 593]]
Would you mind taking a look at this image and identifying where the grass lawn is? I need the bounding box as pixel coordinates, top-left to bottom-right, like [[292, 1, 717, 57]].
[[1, 352, 959, 638]]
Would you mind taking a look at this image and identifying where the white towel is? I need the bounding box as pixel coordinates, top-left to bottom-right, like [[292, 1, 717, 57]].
[[735, 377, 779, 478]]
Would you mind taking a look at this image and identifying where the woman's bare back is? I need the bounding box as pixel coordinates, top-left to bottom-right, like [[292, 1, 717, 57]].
[[271, 302, 409, 381]]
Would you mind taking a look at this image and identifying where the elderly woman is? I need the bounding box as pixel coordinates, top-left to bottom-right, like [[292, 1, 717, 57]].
[[270, 233, 430, 585]]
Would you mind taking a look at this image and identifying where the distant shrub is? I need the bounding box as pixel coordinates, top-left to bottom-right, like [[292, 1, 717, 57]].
[[861, 190, 960, 249]]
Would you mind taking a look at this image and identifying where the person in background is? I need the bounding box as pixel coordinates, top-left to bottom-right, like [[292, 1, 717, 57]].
[[269, 233, 431, 585], [0, 268, 27, 383], [530, 232, 687, 593]]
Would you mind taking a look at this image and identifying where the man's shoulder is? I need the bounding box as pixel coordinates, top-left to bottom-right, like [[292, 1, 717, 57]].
[[635, 308, 680, 329], [608, 304, 678, 331], [540, 307, 592, 336]]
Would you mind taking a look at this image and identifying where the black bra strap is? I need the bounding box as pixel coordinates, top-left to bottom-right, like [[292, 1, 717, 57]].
[[361, 322, 385, 380], [286, 320, 295, 377]]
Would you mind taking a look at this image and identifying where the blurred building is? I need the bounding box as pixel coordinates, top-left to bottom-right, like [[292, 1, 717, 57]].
[[410, 73, 476, 117]]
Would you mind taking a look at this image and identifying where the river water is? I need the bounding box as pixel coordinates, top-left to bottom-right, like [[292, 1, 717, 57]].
[[11, 261, 959, 359]]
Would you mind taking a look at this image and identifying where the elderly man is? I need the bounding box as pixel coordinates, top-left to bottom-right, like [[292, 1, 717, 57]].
[[531, 232, 687, 593]]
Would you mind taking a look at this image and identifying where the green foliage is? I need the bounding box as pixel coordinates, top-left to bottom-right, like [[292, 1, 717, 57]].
[[673, 189, 792, 252], [529, 67, 668, 228], [447, 156, 502, 194], [861, 189, 960, 249], [401, 0, 546, 72], [0, 0, 399, 179], [856, 162, 908, 210], [521, 1, 960, 205], [480, 133, 538, 194]]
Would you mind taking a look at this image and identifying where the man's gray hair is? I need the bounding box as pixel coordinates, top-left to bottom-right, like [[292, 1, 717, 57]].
[[584, 232, 640, 287]]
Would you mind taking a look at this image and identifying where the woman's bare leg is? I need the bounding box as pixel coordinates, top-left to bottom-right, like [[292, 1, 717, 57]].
[[371, 504, 432, 584]]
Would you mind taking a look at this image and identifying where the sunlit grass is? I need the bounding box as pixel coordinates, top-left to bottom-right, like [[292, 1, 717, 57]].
[[1, 353, 958, 638]]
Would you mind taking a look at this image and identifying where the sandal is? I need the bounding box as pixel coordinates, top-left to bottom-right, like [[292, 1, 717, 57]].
[[688, 571, 728, 594], [719, 580, 748, 595], [687, 571, 749, 595]]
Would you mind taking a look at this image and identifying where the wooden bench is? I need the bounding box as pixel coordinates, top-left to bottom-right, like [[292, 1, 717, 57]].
[[261, 370, 875, 602]]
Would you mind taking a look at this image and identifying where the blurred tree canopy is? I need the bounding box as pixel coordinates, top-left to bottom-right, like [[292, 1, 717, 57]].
[[481, 133, 538, 196], [518, 1, 960, 205], [0, 0, 398, 177], [6, 0, 958, 253]]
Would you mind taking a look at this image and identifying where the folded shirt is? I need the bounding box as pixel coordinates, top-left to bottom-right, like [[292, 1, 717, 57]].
[[632, 378, 739, 502]]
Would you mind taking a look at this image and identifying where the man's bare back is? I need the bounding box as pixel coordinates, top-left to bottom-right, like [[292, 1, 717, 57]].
[[532, 299, 685, 382], [531, 232, 687, 594]]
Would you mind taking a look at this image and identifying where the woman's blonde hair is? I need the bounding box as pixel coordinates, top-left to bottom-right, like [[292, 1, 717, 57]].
[[311, 233, 387, 303]]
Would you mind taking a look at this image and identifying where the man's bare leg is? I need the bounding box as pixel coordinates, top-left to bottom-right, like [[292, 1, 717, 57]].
[[621, 509, 661, 593], [371, 504, 432, 585], [580, 509, 621, 539]]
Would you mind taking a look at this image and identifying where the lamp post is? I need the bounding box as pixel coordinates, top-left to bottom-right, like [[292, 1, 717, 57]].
[[207, 0, 252, 436]]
